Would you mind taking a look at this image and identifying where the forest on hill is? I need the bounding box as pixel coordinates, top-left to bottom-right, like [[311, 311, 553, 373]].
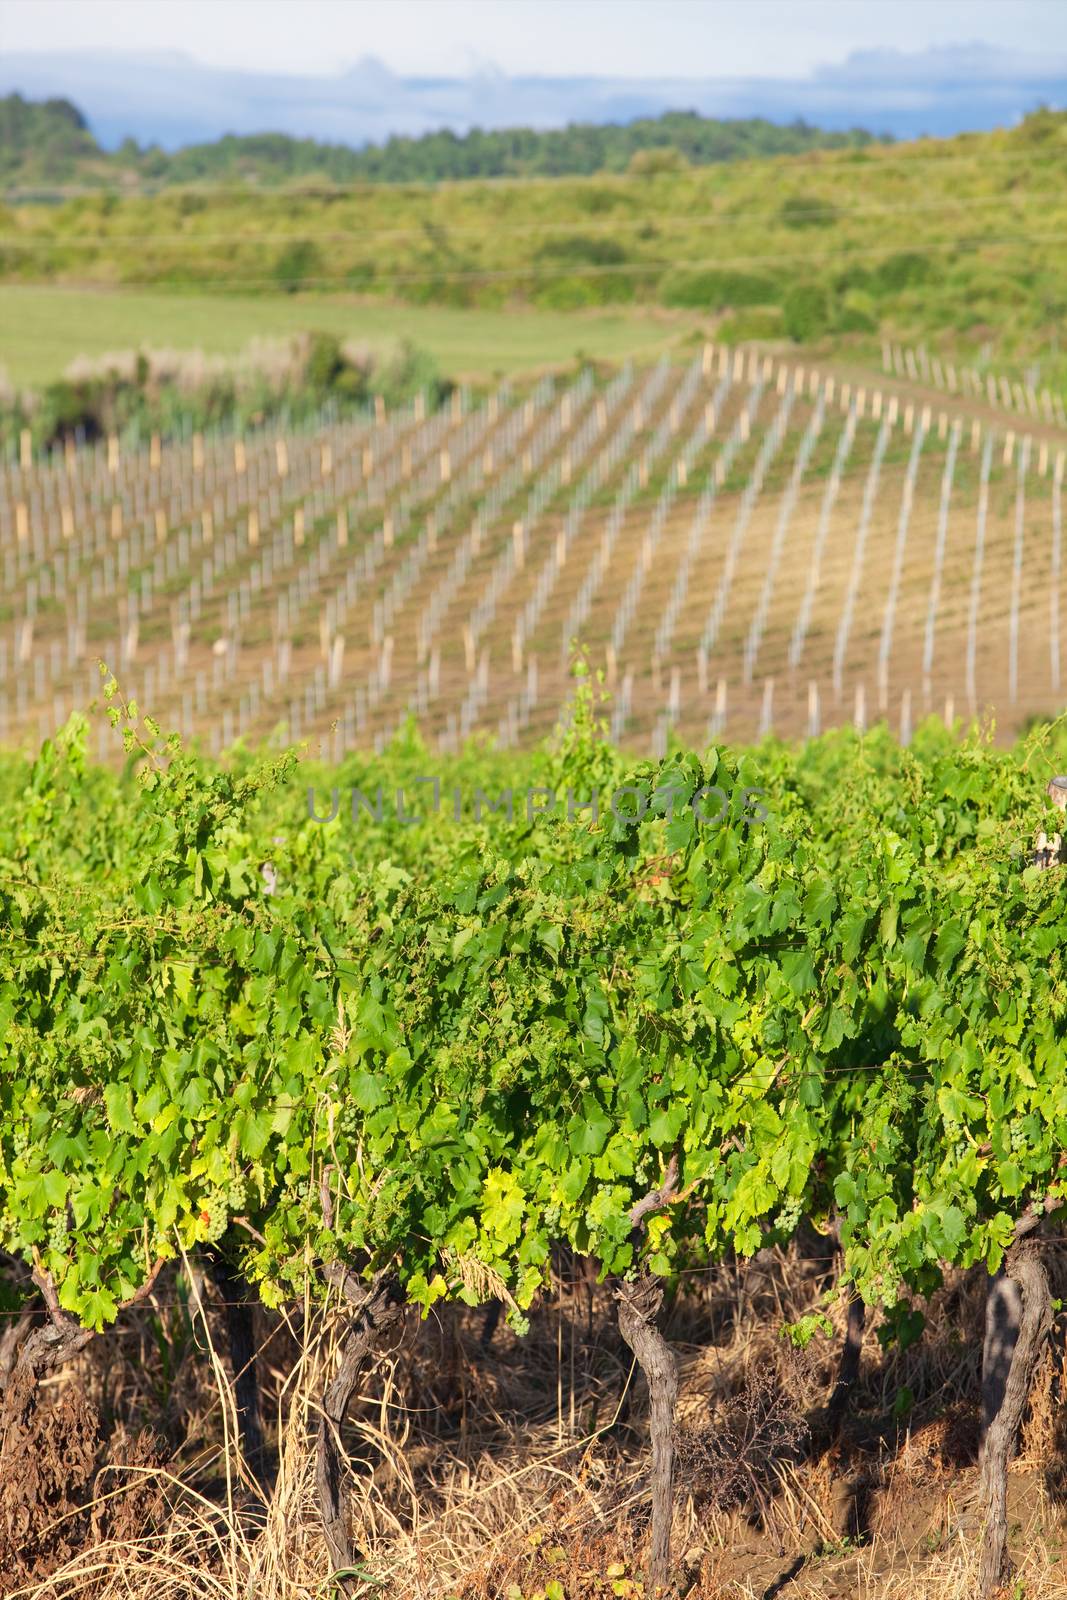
[[0, 91, 883, 190]]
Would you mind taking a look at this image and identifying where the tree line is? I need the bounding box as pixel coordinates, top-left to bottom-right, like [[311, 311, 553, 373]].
[[1, 92, 885, 190]]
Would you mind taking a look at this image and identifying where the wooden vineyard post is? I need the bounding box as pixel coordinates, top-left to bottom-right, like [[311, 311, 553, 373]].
[[711, 677, 727, 738], [876, 412, 926, 711], [1008, 438, 1030, 704], [899, 687, 912, 746], [966, 435, 995, 715], [807, 681, 820, 737], [1052, 453, 1064, 696]]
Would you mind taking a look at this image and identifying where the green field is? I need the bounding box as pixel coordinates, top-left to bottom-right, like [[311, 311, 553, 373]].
[[0, 284, 698, 389]]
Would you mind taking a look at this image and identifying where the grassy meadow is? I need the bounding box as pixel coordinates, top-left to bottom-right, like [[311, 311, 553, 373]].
[[0, 284, 699, 389]]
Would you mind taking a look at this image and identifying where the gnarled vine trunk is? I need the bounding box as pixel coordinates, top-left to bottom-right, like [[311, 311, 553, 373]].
[[978, 1241, 1052, 1598], [616, 1275, 678, 1594], [205, 1250, 268, 1484], [828, 1290, 866, 1430], [315, 1270, 406, 1594]]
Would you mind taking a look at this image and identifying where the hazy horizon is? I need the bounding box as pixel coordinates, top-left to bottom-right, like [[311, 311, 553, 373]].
[[2, 0, 1066, 150], [2, 40, 1066, 152]]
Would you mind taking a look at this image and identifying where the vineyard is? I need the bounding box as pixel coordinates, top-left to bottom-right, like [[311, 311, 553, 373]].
[[4, 327, 1067, 1600], [3, 344, 1067, 759], [1, 663, 1067, 1596]]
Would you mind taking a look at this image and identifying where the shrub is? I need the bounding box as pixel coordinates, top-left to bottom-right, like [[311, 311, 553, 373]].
[[836, 290, 878, 333], [836, 301, 878, 334], [304, 331, 367, 400], [376, 339, 450, 410], [575, 185, 630, 214], [834, 264, 873, 294], [780, 193, 840, 228], [783, 282, 830, 341], [872, 252, 935, 293], [273, 238, 322, 293], [660, 268, 780, 310], [718, 307, 786, 342], [627, 146, 688, 176], [535, 234, 628, 266], [1013, 106, 1066, 145], [532, 275, 599, 310]]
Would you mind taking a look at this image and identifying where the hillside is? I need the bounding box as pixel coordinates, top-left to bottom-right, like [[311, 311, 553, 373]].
[[2, 108, 1066, 391], [0, 92, 882, 191]]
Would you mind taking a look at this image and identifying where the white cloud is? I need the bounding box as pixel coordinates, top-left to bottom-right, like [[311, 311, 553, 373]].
[[2, 0, 1064, 80]]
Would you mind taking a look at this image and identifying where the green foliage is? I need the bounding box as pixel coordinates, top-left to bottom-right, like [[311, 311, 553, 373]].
[[779, 194, 840, 228], [1011, 106, 1067, 146], [273, 238, 323, 293], [627, 146, 689, 176], [535, 235, 630, 267], [5, 101, 1065, 380], [783, 282, 831, 341], [660, 269, 780, 310], [835, 300, 878, 334], [4, 333, 446, 452], [0, 96, 884, 191], [0, 93, 96, 185], [718, 307, 787, 342], [780, 1311, 834, 1348], [2, 697, 1067, 1336], [872, 252, 936, 293]]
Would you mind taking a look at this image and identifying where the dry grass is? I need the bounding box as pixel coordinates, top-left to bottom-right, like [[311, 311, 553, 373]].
[[60, 334, 375, 396], [6, 1247, 1067, 1600]]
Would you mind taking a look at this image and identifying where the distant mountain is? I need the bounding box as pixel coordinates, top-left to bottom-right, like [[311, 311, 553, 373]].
[[0, 92, 883, 191], [1, 42, 1064, 157]]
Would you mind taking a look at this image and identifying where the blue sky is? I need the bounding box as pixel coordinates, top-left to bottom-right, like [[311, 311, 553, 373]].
[[3, 0, 1065, 80], [2, 0, 1065, 147]]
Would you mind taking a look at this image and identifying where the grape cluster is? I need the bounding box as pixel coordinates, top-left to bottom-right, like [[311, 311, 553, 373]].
[[47, 1209, 70, 1252], [196, 1175, 248, 1243]]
